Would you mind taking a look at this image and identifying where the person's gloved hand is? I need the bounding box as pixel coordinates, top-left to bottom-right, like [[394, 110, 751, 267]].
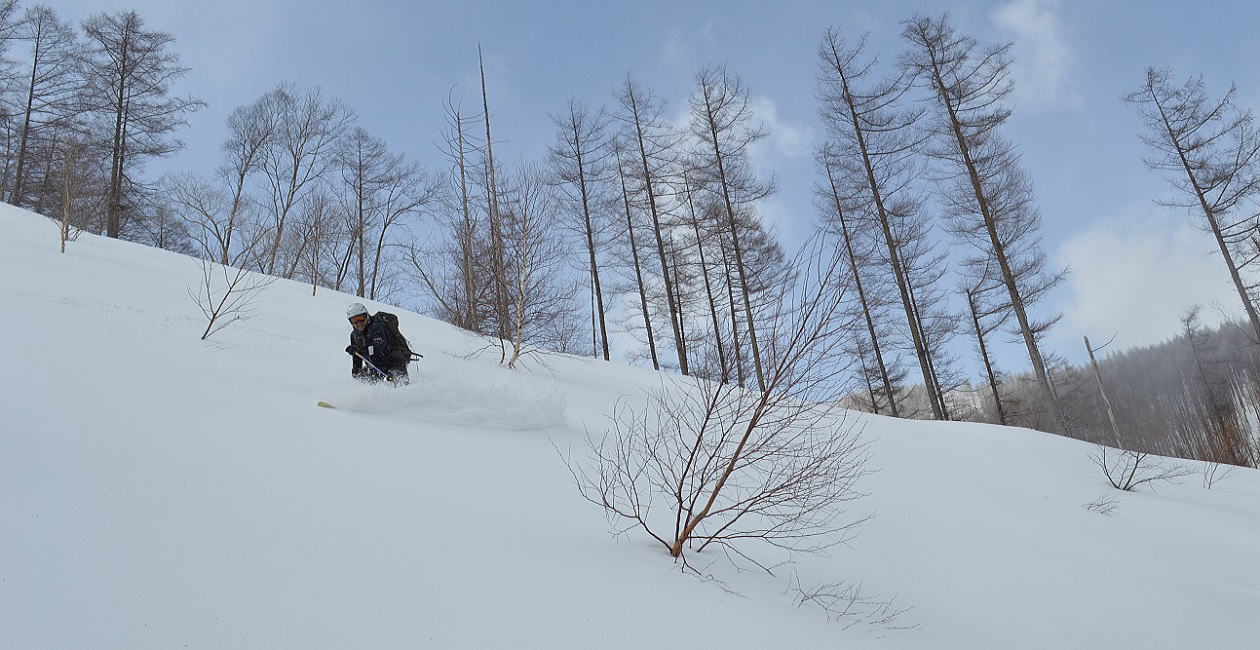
[[345, 345, 357, 356]]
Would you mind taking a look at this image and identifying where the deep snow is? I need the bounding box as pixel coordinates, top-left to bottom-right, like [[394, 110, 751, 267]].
[[2, 204, 1257, 649]]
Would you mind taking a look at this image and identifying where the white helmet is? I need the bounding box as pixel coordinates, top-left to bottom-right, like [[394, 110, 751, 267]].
[[346, 302, 369, 319]]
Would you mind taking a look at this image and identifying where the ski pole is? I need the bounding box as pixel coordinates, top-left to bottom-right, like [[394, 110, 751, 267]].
[[353, 350, 389, 378]]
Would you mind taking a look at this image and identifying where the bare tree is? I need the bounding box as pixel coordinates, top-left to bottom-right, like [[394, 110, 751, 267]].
[[255, 83, 351, 275], [0, 0, 25, 193], [57, 130, 88, 253], [570, 235, 870, 568], [298, 190, 335, 296], [1084, 334, 1124, 449], [688, 65, 777, 391], [428, 90, 485, 332], [335, 126, 438, 300], [962, 264, 1009, 425], [1126, 69, 1260, 343], [613, 136, 660, 370], [818, 28, 949, 419], [680, 169, 732, 380], [820, 152, 900, 416], [550, 99, 613, 360], [10, 4, 81, 208], [903, 14, 1068, 432], [189, 235, 275, 341], [499, 165, 580, 367], [79, 10, 204, 239], [478, 44, 511, 342], [618, 76, 689, 374]]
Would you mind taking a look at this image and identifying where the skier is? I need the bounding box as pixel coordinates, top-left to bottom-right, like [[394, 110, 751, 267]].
[[345, 303, 411, 385]]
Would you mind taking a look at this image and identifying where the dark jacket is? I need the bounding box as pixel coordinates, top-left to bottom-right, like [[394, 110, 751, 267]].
[[349, 314, 409, 378]]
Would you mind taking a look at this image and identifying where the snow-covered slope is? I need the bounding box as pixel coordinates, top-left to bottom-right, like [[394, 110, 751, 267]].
[[2, 204, 1257, 649]]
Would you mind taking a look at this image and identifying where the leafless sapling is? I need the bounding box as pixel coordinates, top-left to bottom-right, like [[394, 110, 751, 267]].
[[189, 234, 275, 341], [571, 233, 871, 570]]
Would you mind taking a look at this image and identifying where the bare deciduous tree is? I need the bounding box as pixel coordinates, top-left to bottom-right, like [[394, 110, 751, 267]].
[[549, 99, 613, 360], [613, 136, 661, 370], [903, 14, 1068, 432], [57, 130, 88, 253], [688, 66, 776, 391], [256, 83, 351, 275], [10, 4, 80, 208], [963, 266, 1009, 425], [570, 235, 870, 569], [820, 151, 901, 416], [618, 76, 689, 374], [335, 126, 438, 300], [80, 10, 204, 239], [1126, 68, 1260, 343], [499, 165, 580, 367], [818, 28, 949, 419], [478, 44, 511, 342]]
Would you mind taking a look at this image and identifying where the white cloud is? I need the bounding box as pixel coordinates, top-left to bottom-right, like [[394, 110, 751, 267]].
[[748, 95, 812, 161], [660, 20, 719, 67], [991, 0, 1080, 109], [1055, 213, 1242, 351]]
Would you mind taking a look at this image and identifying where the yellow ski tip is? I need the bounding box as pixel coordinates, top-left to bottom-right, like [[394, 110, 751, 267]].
[[316, 401, 337, 409]]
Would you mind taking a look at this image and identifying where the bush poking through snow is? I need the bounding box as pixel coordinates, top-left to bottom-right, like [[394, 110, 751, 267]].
[[1201, 462, 1237, 490], [189, 258, 275, 340], [1083, 493, 1120, 516], [787, 574, 918, 634], [1089, 445, 1192, 492]]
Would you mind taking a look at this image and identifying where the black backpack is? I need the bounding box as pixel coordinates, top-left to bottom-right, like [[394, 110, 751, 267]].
[[374, 311, 417, 360]]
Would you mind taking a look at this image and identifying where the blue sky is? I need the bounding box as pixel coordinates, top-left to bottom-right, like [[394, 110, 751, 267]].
[[50, 0, 1260, 367]]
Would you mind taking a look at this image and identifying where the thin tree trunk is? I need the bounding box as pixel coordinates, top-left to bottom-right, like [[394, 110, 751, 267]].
[[1084, 335, 1123, 448], [966, 288, 1006, 426], [705, 116, 764, 391], [619, 160, 659, 370], [718, 234, 746, 387], [480, 46, 509, 342], [11, 35, 41, 207], [826, 164, 898, 417], [572, 118, 610, 360], [627, 87, 688, 374], [105, 25, 130, 238], [684, 177, 729, 381]]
